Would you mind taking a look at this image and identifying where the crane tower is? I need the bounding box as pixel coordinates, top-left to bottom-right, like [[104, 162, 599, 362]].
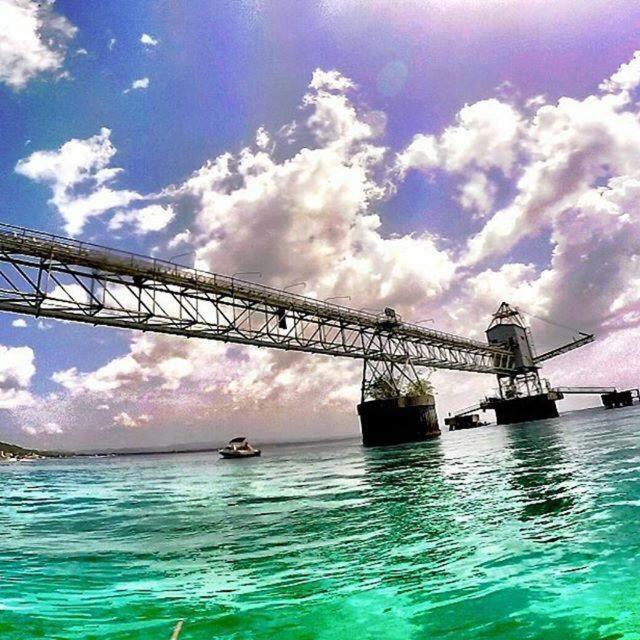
[[482, 302, 594, 424]]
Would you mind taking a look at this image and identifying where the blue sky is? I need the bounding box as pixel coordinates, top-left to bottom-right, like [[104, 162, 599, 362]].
[[2, 0, 640, 448]]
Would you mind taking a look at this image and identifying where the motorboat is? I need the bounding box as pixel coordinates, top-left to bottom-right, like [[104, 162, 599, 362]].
[[218, 437, 261, 459]]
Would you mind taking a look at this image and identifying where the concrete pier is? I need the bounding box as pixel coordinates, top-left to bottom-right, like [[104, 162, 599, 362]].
[[483, 391, 561, 425], [445, 414, 483, 431], [601, 390, 636, 409], [357, 395, 440, 447]]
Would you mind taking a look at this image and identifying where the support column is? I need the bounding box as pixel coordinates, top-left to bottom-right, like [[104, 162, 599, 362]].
[[357, 359, 441, 446], [601, 390, 634, 409], [487, 393, 560, 425], [487, 372, 560, 425]]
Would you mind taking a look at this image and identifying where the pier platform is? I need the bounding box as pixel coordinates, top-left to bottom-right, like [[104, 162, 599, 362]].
[[481, 391, 562, 425], [357, 395, 440, 446], [601, 389, 640, 409]]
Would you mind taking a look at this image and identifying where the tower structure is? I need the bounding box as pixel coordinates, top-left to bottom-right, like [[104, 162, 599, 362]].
[[486, 302, 545, 400], [484, 303, 559, 423]]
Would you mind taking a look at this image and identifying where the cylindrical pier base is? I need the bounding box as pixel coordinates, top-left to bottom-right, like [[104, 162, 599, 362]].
[[488, 392, 560, 425], [601, 390, 634, 409], [357, 395, 440, 447]]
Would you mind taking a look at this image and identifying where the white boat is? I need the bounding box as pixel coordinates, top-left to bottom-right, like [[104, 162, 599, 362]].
[[218, 437, 261, 459]]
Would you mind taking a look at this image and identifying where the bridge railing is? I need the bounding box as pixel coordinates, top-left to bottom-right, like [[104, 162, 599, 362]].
[[551, 386, 617, 394], [0, 221, 509, 356]]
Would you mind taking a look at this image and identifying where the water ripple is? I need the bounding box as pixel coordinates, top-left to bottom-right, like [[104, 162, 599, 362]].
[[2, 408, 640, 638]]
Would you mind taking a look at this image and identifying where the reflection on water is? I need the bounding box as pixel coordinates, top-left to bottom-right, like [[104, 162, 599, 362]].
[[2, 408, 640, 639], [505, 420, 580, 533]]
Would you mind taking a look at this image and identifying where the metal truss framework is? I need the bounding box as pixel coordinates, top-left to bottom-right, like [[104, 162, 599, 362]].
[[496, 371, 548, 400], [0, 223, 515, 374], [360, 358, 430, 402], [533, 333, 594, 364]]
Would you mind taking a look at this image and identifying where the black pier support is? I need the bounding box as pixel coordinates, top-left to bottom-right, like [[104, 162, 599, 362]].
[[483, 392, 561, 425], [601, 389, 639, 409], [357, 395, 441, 447]]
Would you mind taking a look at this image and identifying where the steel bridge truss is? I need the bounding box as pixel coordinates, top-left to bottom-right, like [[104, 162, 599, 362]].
[[361, 358, 433, 402], [0, 224, 515, 374]]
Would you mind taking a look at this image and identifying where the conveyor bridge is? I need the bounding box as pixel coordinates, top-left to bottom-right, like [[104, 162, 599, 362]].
[[0, 223, 515, 374]]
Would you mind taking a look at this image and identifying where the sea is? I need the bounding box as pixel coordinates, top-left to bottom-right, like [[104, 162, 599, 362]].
[[2, 406, 640, 640]]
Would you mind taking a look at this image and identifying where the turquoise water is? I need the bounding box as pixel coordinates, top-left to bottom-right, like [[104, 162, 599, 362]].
[[2, 407, 640, 639]]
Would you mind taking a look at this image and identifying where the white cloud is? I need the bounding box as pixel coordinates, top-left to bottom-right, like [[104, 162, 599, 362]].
[[11, 318, 27, 328], [132, 77, 149, 89], [309, 68, 355, 92], [303, 69, 380, 149], [463, 88, 640, 265], [0, 0, 77, 90], [397, 98, 523, 176], [113, 412, 139, 428], [179, 78, 453, 303], [396, 133, 439, 174], [53, 353, 143, 395], [458, 171, 497, 217], [14, 129, 174, 237], [109, 204, 175, 233], [156, 357, 194, 390], [0, 344, 35, 409], [440, 99, 524, 174], [599, 51, 640, 104], [113, 411, 151, 429], [123, 77, 149, 93], [15, 127, 142, 235], [108, 38, 116, 51], [23, 421, 63, 435], [167, 228, 191, 249], [37, 70, 457, 443], [255, 126, 270, 150], [140, 33, 158, 47]]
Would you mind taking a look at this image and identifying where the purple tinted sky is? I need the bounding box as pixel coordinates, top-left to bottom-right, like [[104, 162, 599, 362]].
[[4, 0, 639, 236]]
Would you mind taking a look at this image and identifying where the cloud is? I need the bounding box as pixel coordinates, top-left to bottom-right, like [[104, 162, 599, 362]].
[[113, 411, 151, 428], [0, 344, 35, 409], [140, 33, 158, 47], [457, 171, 497, 217], [13, 52, 640, 446], [53, 352, 143, 395], [308, 68, 355, 92], [108, 38, 116, 51], [23, 421, 63, 436], [303, 68, 380, 149], [599, 51, 640, 105], [123, 77, 149, 93], [15, 127, 142, 235], [109, 204, 175, 233], [33, 68, 457, 444], [397, 98, 524, 176], [462, 64, 640, 265], [0, 0, 77, 90], [167, 228, 191, 249], [255, 126, 270, 150], [15, 128, 174, 236], [176, 71, 453, 303], [11, 318, 27, 328]]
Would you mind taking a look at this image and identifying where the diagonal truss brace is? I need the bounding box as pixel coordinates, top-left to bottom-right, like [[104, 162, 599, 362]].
[[0, 223, 516, 375]]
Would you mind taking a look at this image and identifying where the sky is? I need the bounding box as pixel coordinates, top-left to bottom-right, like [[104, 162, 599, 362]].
[[2, 0, 640, 450]]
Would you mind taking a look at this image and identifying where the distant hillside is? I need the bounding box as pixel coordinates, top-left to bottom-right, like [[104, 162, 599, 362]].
[[0, 441, 69, 459]]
